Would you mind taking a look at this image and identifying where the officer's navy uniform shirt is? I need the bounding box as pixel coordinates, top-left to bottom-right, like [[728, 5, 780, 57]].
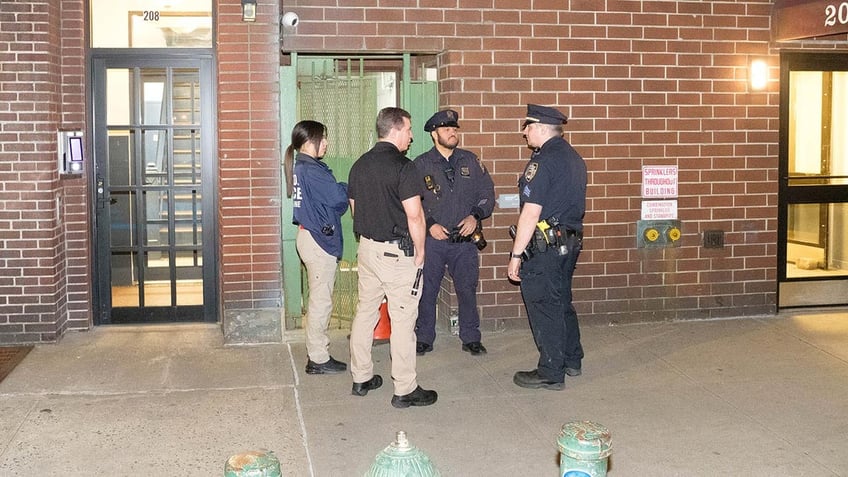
[[348, 141, 420, 240], [518, 135, 587, 232], [292, 152, 349, 259], [414, 147, 495, 229]]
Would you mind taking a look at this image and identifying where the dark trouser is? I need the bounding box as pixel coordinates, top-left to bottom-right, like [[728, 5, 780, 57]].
[[415, 237, 481, 346], [518, 235, 583, 382]]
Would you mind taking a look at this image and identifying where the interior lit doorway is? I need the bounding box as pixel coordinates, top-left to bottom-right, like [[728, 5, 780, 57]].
[[88, 1, 216, 323], [778, 52, 848, 307], [91, 54, 217, 323]]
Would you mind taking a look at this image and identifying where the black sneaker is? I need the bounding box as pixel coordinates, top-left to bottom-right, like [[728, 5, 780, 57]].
[[391, 386, 438, 408], [565, 367, 582, 377], [461, 341, 487, 355], [416, 342, 433, 356], [305, 356, 347, 375], [513, 369, 564, 391], [351, 375, 383, 396]]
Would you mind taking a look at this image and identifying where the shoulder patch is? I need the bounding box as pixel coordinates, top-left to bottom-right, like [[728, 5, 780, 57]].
[[524, 162, 539, 182], [476, 156, 487, 173]]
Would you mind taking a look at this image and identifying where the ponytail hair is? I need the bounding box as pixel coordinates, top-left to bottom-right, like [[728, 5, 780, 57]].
[[284, 144, 296, 198], [284, 120, 327, 198]]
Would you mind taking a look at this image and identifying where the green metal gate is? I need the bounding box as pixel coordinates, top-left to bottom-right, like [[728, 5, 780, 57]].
[[280, 54, 438, 329]]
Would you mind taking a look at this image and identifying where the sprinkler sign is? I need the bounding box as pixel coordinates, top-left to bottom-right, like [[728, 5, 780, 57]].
[[642, 166, 678, 198]]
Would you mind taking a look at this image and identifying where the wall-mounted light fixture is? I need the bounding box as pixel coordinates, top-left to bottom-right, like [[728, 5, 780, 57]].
[[241, 0, 257, 22], [750, 58, 768, 91]]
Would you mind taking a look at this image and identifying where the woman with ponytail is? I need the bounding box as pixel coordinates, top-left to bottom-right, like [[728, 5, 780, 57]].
[[286, 120, 349, 375]]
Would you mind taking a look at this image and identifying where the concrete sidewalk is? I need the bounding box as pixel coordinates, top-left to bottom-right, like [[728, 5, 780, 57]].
[[1, 310, 847, 476]]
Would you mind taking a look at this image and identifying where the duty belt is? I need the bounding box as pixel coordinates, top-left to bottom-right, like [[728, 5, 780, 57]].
[[563, 229, 583, 240], [363, 236, 402, 245], [447, 235, 472, 243]]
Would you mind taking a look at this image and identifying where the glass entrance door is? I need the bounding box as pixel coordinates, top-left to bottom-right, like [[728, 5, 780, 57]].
[[778, 52, 848, 307], [92, 55, 216, 323]]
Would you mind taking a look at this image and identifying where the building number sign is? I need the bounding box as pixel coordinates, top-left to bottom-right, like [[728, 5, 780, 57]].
[[825, 3, 848, 26], [776, 1, 848, 41], [143, 11, 161, 21]]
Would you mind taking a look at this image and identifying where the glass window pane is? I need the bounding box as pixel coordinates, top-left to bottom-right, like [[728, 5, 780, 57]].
[[786, 202, 848, 278], [142, 130, 169, 186], [789, 71, 823, 177], [176, 280, 203, 306], [111, 251, 139, 306], [142, 74, 166, 125], [176, 250, 203, 305], [173, 70, 201, 125], [108, 130, 134, 186], [90, 1, 212, 48], [830, 72, 848, 184], [789, 71, 848, 185], [174, 129, 200, 184], [175, 190, 201, 246], [107, 69, 132, 125], [144, 190, 168, 246], [143, 250, 172, 306], [110, 191, 135, 247]]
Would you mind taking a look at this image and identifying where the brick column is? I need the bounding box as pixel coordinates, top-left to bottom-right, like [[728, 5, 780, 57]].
[[217, 0, 283, 343], [0, 0, 88, 344]]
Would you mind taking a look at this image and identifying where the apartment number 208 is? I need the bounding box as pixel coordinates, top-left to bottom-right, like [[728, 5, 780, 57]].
[[143, 11, 161, 21]]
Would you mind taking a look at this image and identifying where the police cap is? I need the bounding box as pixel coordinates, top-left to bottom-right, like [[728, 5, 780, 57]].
[[424, 109, 460, 132], [522, 104, 568, 128]]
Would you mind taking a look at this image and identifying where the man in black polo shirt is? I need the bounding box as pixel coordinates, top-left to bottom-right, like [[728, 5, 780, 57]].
[[347, 107, 437, 408]]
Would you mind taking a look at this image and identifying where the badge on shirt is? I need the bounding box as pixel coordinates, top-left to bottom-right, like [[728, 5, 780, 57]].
[[524, 162, 539, 182], [424, 175, 435, 191], [460, 166, 470, 177]]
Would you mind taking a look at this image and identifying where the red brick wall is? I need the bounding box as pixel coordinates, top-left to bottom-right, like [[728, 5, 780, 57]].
[[280, 0, 840, 325], [0, 0, 88, 344], [217, 0, 283, 313], [59, 1, 90, 332]]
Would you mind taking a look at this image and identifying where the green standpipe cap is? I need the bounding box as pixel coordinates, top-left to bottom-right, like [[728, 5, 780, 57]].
[[558, 421, 613, 460], [364, 431, 440, 477]]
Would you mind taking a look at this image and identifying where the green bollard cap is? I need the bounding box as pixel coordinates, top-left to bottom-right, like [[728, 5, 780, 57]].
[[558, 421, 613, 461], [364, 431, 440, 477]]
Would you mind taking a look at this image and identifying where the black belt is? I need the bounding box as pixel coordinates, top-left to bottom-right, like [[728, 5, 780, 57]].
[[564, 229, 583, 239], [447, 236, 472, 244], [365, 236, 401, 245]]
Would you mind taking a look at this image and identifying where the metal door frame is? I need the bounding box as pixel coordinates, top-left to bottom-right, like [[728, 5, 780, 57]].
[[89, 49, 218, 324], [777, 51, 848, 308]]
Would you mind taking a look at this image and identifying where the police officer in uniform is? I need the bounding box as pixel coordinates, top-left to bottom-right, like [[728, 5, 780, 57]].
[[347, 107, 438, 408], [285, 120, 349, 375], [413, 109, 495, 356], [508, 104, 587, 391]]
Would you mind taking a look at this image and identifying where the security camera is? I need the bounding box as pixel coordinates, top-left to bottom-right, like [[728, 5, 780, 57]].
[[282, 12, 299, 27]]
